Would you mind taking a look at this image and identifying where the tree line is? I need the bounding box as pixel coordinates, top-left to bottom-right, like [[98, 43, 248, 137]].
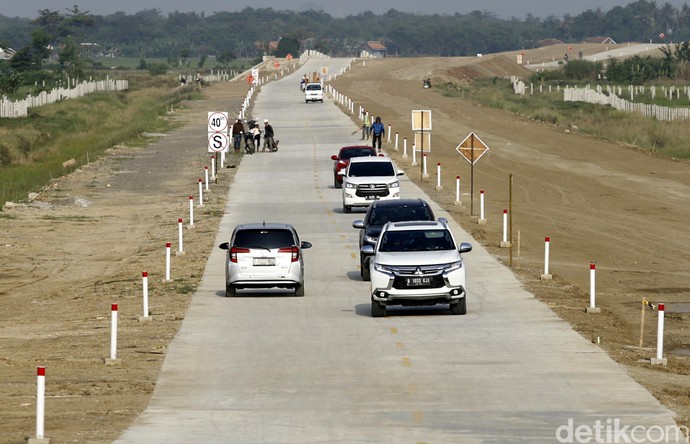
[[3, 0, 690, 94]]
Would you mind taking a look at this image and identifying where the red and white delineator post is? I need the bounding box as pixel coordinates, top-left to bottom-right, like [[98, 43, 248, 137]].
[[204, 166, 209, 191], [435, 163, 443, 190], [188, 196, 194, 228], [500, 209, 510, 247], [142, 272, 149, 318], [541, 237, 552, 280], [478, 189, 487, 224], [455, 176, 461, 205], [586, 262, 601, 313], [110, 304, 118, 359], [198, 179, 203, 207], [34, 366, 47, 441], [651, 303, 667, 366], [165, 243, 171, 282], [395, 132, 399, 150], [177, 218, 184, 255]]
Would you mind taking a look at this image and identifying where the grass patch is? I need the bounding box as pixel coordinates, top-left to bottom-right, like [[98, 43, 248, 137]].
[[450, 78, 690, 159], [0, 73, 197, 205]]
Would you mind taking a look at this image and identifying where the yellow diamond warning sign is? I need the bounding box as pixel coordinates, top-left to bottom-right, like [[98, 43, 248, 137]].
[[456, 132, 490, 165]]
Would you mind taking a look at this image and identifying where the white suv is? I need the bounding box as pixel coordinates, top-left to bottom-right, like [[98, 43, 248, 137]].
[[341, 156, 404, 213], [304, 83, 323, 103], [361, 220, 472, 317], [218, 223, 312, 297]]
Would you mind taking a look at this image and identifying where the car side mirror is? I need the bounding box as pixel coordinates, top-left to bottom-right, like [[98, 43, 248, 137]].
[[438, 217, 448, 224], [361, 244, 375, 255], [301, 241, 313, 249], [459, 242, 472, 253], [397, 170, 405, 176], [331, 155, 338, 160], [352, 220, 365, 229], [219, 242, 229, 250]]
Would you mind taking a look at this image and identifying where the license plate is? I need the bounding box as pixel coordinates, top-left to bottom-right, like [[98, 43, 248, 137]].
[[365, 195, 379, 200], [253, 258, 276, 266], [406, 277, 431, 287]]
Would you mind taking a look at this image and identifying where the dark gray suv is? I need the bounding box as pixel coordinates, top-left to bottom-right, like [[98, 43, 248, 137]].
[[352, 199, 438, 281]]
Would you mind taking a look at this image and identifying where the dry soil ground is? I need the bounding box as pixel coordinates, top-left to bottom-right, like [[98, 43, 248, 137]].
[[1, 45, 690, 443]]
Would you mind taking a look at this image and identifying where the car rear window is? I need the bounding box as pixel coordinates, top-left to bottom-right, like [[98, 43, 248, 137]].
[[341, 148, 375, 161], [233, 229, 296, 249], [379, 230, 455, 252], [348, 161, 394, 177], [306, 84, 321, 91], [369, 206, 433, 225]]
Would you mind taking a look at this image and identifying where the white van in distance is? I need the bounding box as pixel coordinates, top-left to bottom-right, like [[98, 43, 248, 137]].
[[304, 83, 323, 103]]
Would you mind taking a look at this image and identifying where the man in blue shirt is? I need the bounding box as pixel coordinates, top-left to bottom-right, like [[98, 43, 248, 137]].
[[371, 116, 385, 151]]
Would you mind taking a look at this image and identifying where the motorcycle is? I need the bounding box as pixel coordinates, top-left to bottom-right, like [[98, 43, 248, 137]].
[[423, 78, 432, 89], [244, 119, 258, 154]]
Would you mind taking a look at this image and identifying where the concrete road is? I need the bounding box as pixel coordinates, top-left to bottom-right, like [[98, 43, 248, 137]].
[[115, 58, 679, 443]]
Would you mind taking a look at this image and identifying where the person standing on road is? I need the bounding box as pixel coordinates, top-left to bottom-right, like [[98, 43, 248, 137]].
[[231, 118, 244, 153], [371, 116, 385, 151], [362, 113, 372, 140], [262, 119, 277, 151]]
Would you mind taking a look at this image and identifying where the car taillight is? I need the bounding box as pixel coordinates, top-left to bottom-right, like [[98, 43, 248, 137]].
[[278, 246, 300, 262], [337, 162, 347, 170], [230, 246, 250, 263]]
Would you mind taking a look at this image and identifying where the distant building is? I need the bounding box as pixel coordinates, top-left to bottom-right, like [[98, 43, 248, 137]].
[[0, 47, 15, 60], [361, 41, 387, 58], [536, 38, 564, 47], [584, 37, 617, 45]]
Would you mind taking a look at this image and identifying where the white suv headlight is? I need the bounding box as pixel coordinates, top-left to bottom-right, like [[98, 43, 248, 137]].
[[345, 181, 357, 189], [443, 260, 463, 272], [373, 262, 394, 273], [387, 181, 399, 188]]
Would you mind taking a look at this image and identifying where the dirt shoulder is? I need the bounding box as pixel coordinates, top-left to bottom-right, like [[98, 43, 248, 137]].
[[0, 80, 249, 443]]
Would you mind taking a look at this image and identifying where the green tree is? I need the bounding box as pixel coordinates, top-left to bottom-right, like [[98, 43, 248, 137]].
[[275, 37, 299, 57]]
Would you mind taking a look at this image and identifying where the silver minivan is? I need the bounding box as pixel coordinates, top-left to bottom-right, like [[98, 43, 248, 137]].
[[219, 223, 312, 297]]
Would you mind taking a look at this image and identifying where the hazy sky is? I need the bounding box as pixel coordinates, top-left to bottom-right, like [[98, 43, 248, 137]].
[[4, 0, 690, 20]]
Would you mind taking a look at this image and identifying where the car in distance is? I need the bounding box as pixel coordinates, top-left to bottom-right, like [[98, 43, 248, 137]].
[[331, 145, 378, 188], [341, 156, 404, 213], [218, 222, 312, 297], [361, 220, 472, 317], [352, 198, 439, 281], [304, 83, 323, 103]]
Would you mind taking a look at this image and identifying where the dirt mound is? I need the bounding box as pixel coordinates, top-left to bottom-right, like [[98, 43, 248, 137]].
[[439, 54, 533, 84]]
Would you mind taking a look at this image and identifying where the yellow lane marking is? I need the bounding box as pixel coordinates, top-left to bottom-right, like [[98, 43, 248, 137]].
[[402, 356, 411, 367], [408, 383, 417, 394], [396, 341, 405, 349], [412, 411, 424, 424], [350, 252, 357, 259], [390, 327, 398, 334]]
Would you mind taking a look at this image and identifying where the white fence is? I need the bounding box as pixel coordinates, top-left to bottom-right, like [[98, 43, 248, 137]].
[[563, 85, 690, 121], [1, 78, 129, 118]]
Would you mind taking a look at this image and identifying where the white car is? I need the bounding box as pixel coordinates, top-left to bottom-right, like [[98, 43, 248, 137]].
[[361, 220, 472, 317], [304, 83, 323, 103], [341, 156, 404, 213], [218, 223, 312, 297]]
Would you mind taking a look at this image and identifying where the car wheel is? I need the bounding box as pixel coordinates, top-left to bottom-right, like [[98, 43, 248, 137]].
[[334, 175, 342, 189], [226, 284, 236, 298], [361, 257, 370, 281], [450, 297, 466, 315], [295, 283, 305, 297], [343, 205, 352, 213], [371, 299, 386, 318]]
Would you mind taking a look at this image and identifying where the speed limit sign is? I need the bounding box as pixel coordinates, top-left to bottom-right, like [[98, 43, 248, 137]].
[[208, 111, 228, 133], [208, 132, 229, 152]]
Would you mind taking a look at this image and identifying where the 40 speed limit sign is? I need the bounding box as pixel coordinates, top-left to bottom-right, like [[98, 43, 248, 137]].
[[208, 111, 229, 152]]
